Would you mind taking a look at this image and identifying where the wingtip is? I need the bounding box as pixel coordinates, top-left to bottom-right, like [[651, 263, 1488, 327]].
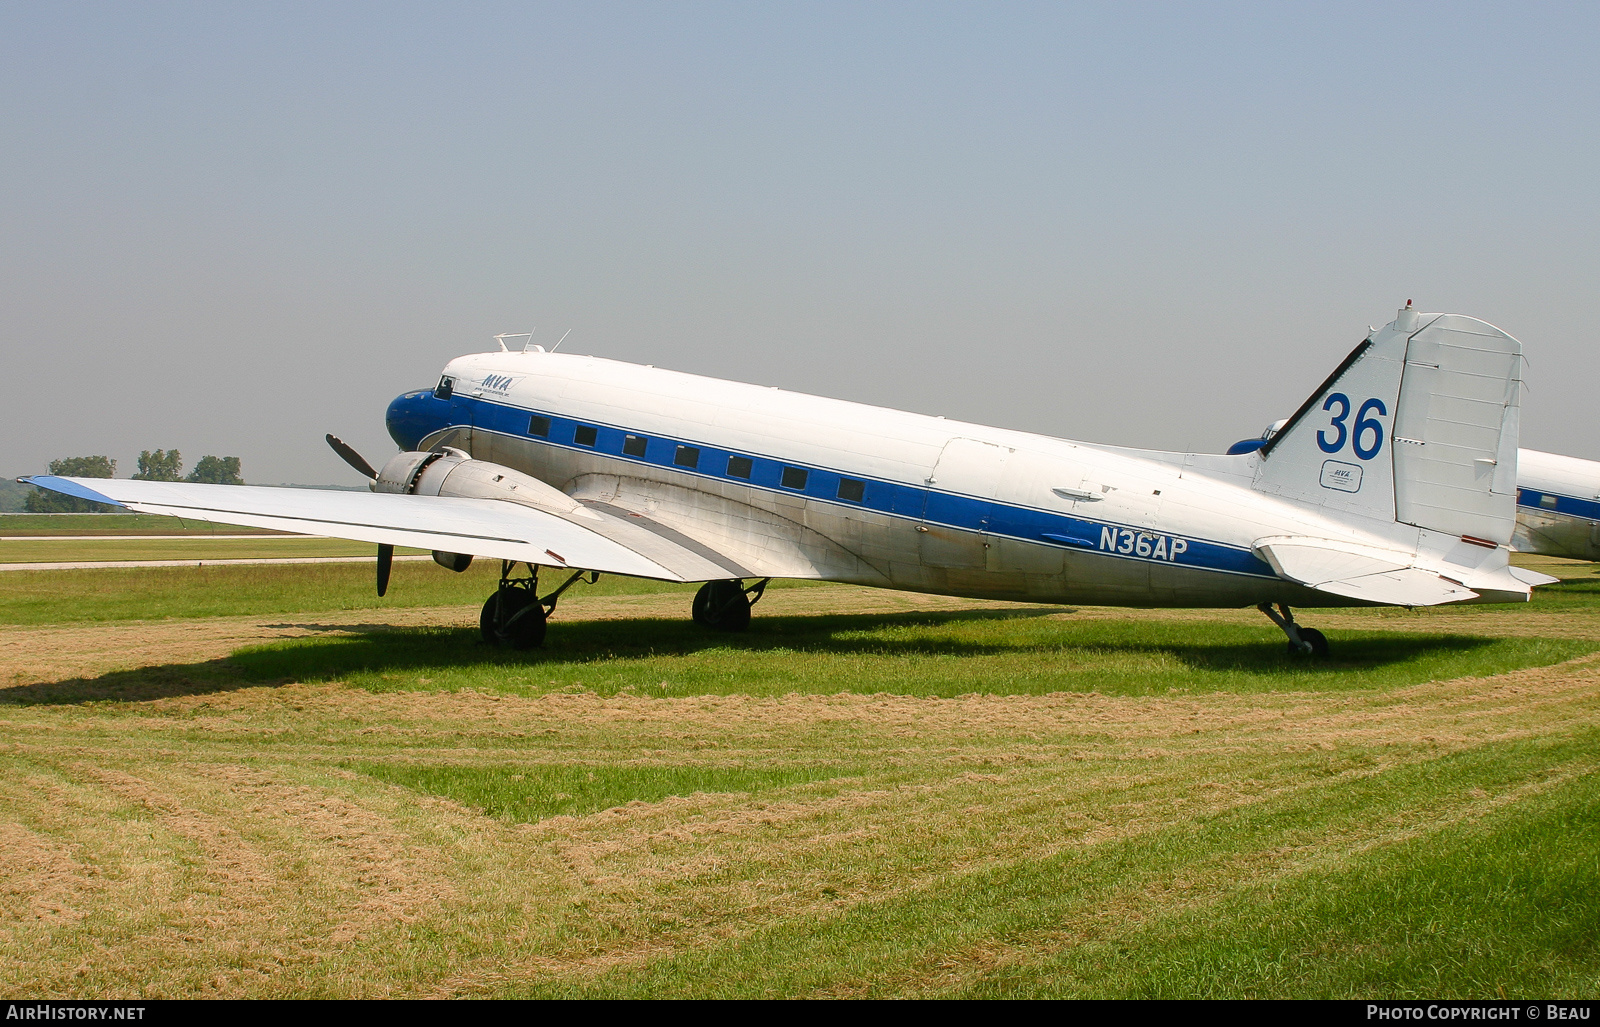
[[25, 475, 125, 508]]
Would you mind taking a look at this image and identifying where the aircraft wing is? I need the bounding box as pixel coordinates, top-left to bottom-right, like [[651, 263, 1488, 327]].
[[564, 478, 890, 585], [20, 475, 743, 582], [1253, 537, 1480, 606]]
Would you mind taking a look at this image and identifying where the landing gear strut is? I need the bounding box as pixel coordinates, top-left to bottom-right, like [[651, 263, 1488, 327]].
[[1258, 601, 1329, 658], [692, 578, 769, 632], [480, 561, 598, 649]]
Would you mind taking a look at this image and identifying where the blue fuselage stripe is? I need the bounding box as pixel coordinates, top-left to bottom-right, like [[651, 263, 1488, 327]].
[[387, 390, 1278, 579], [1516, 489, 1600, 522]]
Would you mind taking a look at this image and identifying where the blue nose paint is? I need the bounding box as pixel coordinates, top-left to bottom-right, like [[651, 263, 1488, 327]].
[[386, 390, 452, 451]]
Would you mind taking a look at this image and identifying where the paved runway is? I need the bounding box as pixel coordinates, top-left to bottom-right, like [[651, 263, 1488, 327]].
[[0, 534, 313, 542], [0, 555, 436, 571]]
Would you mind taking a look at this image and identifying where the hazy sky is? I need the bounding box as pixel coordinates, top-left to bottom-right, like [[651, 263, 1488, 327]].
[[5, 1, 1598, 484]]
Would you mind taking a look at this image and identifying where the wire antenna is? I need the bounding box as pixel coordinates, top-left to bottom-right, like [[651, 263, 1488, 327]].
[[550, 328, 573, 353]]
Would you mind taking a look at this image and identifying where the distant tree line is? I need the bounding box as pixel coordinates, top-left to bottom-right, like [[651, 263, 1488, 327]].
[[18, 450, 244, 512]]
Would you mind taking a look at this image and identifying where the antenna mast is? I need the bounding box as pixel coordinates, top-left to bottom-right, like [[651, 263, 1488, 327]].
[[493, 331, 536, 353]]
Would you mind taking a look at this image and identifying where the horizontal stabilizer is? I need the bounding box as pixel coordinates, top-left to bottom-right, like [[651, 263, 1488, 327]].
[[22, 476, 691, 581], [1254, 536, 1479, 606], [1305, 566, 1478, 606], [1508, 565, 1562, 587]]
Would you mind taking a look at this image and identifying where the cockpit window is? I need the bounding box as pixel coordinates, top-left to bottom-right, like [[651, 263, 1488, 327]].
[[434, 376, 454, 400]]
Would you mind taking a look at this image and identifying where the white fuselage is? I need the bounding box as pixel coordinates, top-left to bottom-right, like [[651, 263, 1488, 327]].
[[393, 349, 1483, 607]]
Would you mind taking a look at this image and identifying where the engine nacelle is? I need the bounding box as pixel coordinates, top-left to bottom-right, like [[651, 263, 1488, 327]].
[[375, 449, 582, 515], [374, 449, 586, 571]]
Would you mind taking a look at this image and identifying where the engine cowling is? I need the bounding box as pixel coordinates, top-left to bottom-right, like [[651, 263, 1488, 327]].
[[373, 449, 585, 570]]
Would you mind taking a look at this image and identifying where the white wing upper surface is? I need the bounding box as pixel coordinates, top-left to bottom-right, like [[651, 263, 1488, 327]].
[[26, 476, 706, 581]]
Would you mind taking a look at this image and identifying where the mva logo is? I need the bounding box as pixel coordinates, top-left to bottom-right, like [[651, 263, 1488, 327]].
[[1320, 459, 1363, 493]]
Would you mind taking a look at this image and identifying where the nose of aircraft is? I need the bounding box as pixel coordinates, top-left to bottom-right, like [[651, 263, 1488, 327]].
[[386, 389, 449, 451]]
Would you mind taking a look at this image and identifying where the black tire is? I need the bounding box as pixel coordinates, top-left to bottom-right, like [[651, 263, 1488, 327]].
[[1286, 627, 1329, 658], [692, 580, 751, 632], [480, 589, 548, 649], [691, 582, 715, 627], [480, 593, 499, 643]]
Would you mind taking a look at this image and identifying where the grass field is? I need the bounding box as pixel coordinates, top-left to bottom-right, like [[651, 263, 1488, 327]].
[[1, 549, 1597, 998]]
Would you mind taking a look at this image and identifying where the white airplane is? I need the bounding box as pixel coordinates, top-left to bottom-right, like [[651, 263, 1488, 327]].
[[28, 303, 1554, 656], [1510, 450, 1600, 561], [1231, 432, 1600, 562]]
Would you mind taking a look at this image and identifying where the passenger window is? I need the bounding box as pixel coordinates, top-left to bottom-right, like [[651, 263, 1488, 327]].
[[623, 434, 648, 457], [1541, 494, 1559, 509], [574, 425, 597, 447], [727, 455, 753, 479], [837, 477, 865, 503], [675, 446, 699, 469], [434, 376, 454, 400], [781, 467, 808, 490], [528, 415, 550, 438]]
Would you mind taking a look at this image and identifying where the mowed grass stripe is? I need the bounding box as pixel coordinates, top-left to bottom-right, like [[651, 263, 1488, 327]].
[[223, 614, 1599, 698], [354, 760, 861, 822], [968, 758, 1600, 999], [511, 732, 1600, 999]]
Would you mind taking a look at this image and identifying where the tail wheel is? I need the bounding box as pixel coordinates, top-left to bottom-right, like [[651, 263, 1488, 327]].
[[1287, 627, 1329, 658], [692, 580, 752, 632], [480, 589, 548, 649]]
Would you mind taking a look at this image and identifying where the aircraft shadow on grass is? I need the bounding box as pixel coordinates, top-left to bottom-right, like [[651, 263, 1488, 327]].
[[0, 606, 1501, 706]]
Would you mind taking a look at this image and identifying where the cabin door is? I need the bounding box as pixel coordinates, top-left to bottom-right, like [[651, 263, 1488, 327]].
[[919, 438, 1008, 568]]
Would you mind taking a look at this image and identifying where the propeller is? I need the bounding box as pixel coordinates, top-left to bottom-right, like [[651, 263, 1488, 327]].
[[326, 433, 378, 480], [377, 544, 393, 597], [326, 435, 392, 596]]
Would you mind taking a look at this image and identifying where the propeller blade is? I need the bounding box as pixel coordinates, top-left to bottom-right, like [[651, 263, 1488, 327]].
[[326, 434, 379, 480], [377, 544, 393, 597]]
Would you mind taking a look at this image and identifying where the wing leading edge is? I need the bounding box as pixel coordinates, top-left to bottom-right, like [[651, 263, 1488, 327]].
[[22, 475, 702, 582]]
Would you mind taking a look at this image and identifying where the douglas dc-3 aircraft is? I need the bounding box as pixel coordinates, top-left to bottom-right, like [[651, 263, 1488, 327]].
[[28, 303, 1556, 657]]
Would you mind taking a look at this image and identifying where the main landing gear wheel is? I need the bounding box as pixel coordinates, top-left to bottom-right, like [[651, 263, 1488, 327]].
[[479, 561, 596, 650], [1258, 601, 1329, 658], [693, 580, 752, 631], [480, 588, 547, 650], [692, 578, 769, 632]]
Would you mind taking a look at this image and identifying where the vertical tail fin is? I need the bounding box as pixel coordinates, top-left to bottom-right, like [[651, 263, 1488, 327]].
[[1253, 305, 1523, 544]]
